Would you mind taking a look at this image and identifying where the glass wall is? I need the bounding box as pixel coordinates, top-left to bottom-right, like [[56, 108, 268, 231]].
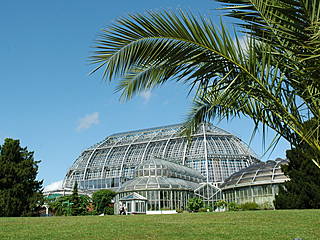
[[117, 189, 193, 211], [77, 177, 121, 190], [194, 183, 222, 208], [223, 184, 280, 207]]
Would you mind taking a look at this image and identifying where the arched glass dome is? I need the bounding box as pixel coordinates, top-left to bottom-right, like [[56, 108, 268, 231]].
[[116, 157, 203, 211], [63, 123, 259, 190], [134, 157, 205, 182], [118, 176, 200, 192], [118, 157, 204, 192], [221, 159, 289, 190], [221, 159, 289, 207]]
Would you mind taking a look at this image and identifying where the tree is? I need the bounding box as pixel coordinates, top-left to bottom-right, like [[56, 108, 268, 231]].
[[92, 189, 116, 215], [48, 195, 72, 216], [187, 197, 203, 212], [70, 181, 80, 216], [48, 184, 91, 216], [91, 0, 320, 168], [275, 119, 320, 209], [0, 138, 43, 217], [70, 181, 89, 216]]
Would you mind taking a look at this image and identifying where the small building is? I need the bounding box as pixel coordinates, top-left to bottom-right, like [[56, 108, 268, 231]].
[[119, 192, 147, 214]]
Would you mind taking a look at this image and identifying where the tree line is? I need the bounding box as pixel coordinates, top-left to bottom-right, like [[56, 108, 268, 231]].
[[47, 183, 116, 216]]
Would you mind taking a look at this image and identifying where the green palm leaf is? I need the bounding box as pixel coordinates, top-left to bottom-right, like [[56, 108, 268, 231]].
[[91, 7, 319, 167]]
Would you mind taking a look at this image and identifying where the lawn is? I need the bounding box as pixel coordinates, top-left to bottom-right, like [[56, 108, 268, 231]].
[[0, 210, 319, 240]]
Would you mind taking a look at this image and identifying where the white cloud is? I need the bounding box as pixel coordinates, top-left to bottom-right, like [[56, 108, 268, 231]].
[[236, 34, 261, 55], [44, 180, 63, 192], [237, 35, 249, 53], [77, 112, 100, 131], [140, 90, 152, 103]]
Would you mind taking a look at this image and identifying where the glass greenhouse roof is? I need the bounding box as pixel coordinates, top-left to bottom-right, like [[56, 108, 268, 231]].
[[119, 157, 203, 192], [118, 176, 200, 192], [63, 122, 259, 190], [135, 157, 205, 182], [221, 159, 289, 189], [119, 192, 147, 201]]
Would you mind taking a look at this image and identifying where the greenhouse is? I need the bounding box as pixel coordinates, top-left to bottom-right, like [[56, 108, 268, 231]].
[[58, 123, 291, 213], [115, 157, 205, 212], [63, 123, 258, 190], [221, 159, 289, 207]]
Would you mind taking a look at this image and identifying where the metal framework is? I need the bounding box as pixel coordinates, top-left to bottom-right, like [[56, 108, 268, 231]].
[[221, 159, 289, 207], [63, 123, 258, 190], [115, 157, 203, 211]]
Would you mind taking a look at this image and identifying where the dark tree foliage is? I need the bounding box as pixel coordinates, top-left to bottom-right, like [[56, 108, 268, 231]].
[[275, 119, 320, 209], [70, 181, 88, 216], [92, 189, 116, 215], [47, 196, 72, 216], [48, 182, 90, 216], [0, 138, 43, 217], [48, 194, 90, 216]]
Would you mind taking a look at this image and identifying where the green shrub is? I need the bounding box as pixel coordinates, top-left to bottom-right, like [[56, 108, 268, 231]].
[[199, 208, 208, 212], [227, 202, 240, 211], [203, 204, 214, 212], [187, 198, 203, 212], [48, 194, 90, 216], [215, 200, 228, 208], [239, 202, 259, 211], [214, 200, 228, 212], [104, 206, 114, 215], [259, 202, 274, 210], [176, 208, 184, 213]]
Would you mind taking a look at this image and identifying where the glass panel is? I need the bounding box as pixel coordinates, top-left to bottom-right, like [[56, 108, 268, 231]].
[[126, 202, 131, 212]]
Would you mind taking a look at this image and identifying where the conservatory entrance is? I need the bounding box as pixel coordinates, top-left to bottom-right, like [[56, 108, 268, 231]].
[[194, 183, 222, 207], [119, 192, 147, 214]]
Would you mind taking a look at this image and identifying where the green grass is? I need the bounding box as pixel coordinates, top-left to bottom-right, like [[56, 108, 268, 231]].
[[0, 210, 319, 240]]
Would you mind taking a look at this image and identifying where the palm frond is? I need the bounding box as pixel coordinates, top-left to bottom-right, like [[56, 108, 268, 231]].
[[91, 9, 320, 166]]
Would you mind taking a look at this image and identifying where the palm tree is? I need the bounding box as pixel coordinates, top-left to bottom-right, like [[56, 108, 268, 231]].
[[90, 1, 320, 167]]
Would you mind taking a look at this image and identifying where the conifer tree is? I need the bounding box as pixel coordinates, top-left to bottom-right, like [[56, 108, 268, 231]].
[[275, 119, 320, 209], [70, 181, 80, 216], [70, 181, 88, 216], [0, 138, 43, 216]]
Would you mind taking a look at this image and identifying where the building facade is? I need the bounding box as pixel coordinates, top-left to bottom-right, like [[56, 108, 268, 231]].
[[63, 123, 258, 190], [60, 123, 288, 213], [115, 157, 205, 212], [221, 159, 289, 208]]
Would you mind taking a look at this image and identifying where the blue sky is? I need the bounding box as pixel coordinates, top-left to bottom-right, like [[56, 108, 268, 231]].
[[0, 0, 290, 187]]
